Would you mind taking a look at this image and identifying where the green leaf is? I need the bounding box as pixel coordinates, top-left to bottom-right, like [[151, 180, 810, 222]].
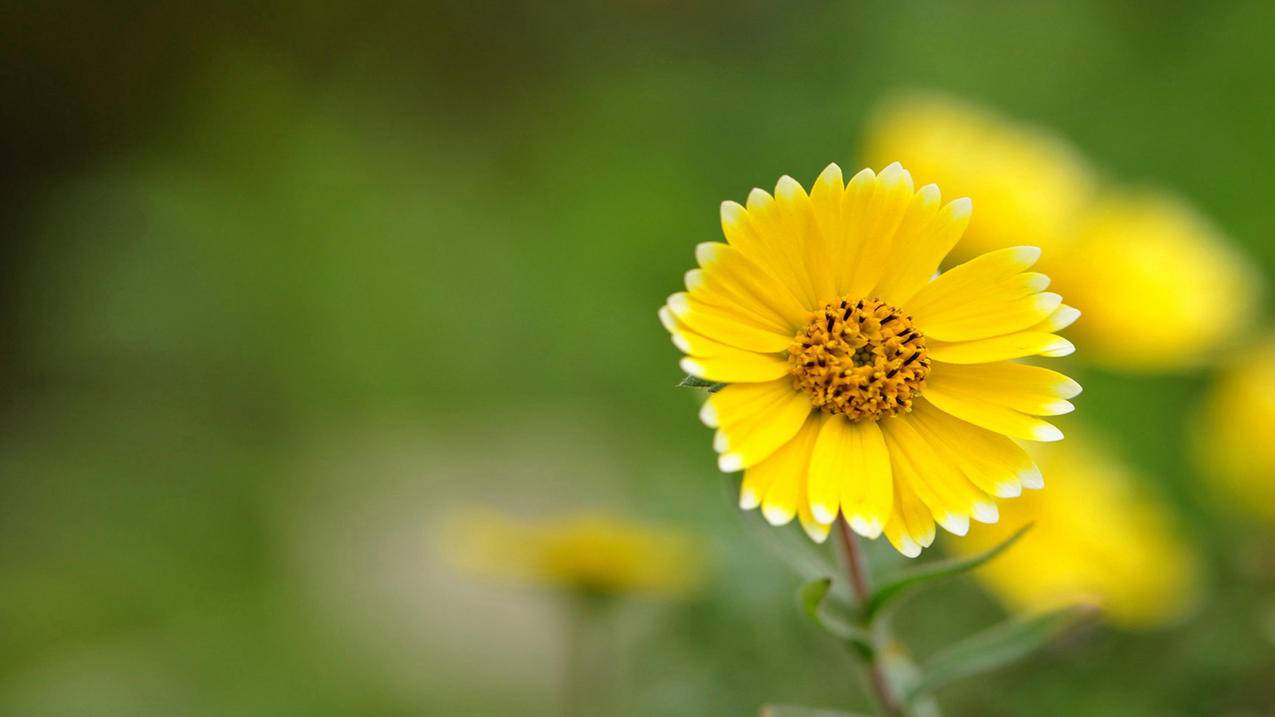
[[796, 577, 872, 659], [864, 524, 1032, 623], [759, 704, 866, 717], [677, 374, 726, 392], [907, 604, 1098, 702]]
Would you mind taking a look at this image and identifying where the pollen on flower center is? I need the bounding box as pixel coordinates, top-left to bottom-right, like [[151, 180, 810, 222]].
[[788, 297, 931, 421]]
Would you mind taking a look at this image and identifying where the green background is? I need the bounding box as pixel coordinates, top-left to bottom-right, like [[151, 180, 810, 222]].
[[2, 2, 1273, 714]]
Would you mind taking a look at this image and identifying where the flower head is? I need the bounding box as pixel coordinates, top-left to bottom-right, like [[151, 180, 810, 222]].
[[1196, 337, 1275, 522], [949, 436, 1200, 629], [660, 163, 1080, 557], [447, 509, 704, 598]]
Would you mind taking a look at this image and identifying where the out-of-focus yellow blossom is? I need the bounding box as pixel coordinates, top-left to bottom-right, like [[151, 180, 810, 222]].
[[446, 509, 704, 597], [1196, 337, 1275, 522], [862, 93, 1096, 262], [862, 93, 1262, 372], [948, 435, 1200, 629], [1048, 194, 1261, 371]]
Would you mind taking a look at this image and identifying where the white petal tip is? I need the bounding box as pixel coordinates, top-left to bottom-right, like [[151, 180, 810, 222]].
[[1034, 424, 1065, 442], [657, 306, 676, 331], [973, 502, 999, 524], [1041, 338, 1076, 357], [698, 401, 718, 428], [1015, 245, 1044, 265], [1021, 467, 1045, 490], [667, 293, 690, 316], [683, 269, 704, 291], [801, 522, 831, 543], [994, 481, 1022, 498], [811, 504, 837, 525], [739, 488, 760, 510], [761, 504, 792, 526], [1043, 400, 1076, 416], [816, 162, 843, 184], [713, 431, 729, 453], [848, 516, 883, 539], [746, 187, 773, 209], [775, 175, 803, 199], [718, 453, 744, 473], [671, 333, 692, 353], [948, 196, 973, 217], [679, 357, 704, 378], [720, 201, 745, 223], [1054, 305, 1082, 330], [897, 538, 922, 559], [940, 514, 970, 536]]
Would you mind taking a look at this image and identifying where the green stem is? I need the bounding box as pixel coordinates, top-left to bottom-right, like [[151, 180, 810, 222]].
[[836, 518, 907, 717]]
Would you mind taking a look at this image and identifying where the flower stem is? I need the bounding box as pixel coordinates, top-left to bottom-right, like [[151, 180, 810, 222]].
[[836, 517, 907, 717]]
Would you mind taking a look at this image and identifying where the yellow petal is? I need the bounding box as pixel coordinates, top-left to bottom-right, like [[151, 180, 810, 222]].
[[872, 190, 970, 305], [1029, 303, 1081, 333], [928, 362, 1081, 416], [744, 416, 821, 524], [882, 468, 935, 558], [694, 241, 810, 330], [923, 381, 1064, 442], [882, 416, 989, 535], [679, 350, 790, 383], [908, 398, 1043, 497], [713, 386, 813, 471], [838, 164, 916, 298], [908, 247, 1063, 341], [927, 331, 1075, 363], [805, 414, 892, 537], [666, 292, 793, 353]]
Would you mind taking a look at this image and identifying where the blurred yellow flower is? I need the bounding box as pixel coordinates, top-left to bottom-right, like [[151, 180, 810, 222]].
[[949, 435, 1201, 629], [1196, 337, 1275, 522], [447, 509, 704, 598], [1049, 194, 1261, 371], [660, 162, 1080, 557], [863, 93, 1261, 372], [862, 93, 1095, 262]]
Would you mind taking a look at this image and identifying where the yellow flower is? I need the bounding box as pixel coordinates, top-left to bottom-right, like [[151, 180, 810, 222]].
[[949, 435, 1200, 629], [1049, 193, 1261, 371], [1196, 337, 1275, 522], [863, 93, 1261, 372], [447, 509, 703, 597], [659, 162, 1080, 557], [862, 93, 1095, 262]]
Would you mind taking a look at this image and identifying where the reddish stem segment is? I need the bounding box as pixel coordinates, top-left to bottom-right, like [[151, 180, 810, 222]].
[[836, 518, 906, 717]]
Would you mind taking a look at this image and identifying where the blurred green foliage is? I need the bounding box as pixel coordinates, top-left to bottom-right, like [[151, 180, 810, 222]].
[[2, 1, 1274, 715]]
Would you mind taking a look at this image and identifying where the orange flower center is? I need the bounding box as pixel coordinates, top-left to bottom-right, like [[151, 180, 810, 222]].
[[788, 296, 930, 421]]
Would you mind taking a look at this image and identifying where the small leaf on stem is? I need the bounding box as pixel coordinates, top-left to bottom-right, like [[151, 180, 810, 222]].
[[796, 577, 872, 659], [677, 375, 726, 392], [864, 524, 1032, 623], [906, 603, 1099, 702]]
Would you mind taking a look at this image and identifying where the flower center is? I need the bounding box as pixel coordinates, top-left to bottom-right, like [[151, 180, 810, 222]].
[[788, 297, 930, 421]]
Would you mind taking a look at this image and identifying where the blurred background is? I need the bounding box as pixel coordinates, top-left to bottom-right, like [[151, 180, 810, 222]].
[[3, 1, 1275, 715]]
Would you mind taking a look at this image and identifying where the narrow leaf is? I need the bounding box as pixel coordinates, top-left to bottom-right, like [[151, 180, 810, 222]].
[[759, 704, 866, 717], [908, 604, 1098, 702], [677, 374, 726, 392], [864, 524, 1032, 622]]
